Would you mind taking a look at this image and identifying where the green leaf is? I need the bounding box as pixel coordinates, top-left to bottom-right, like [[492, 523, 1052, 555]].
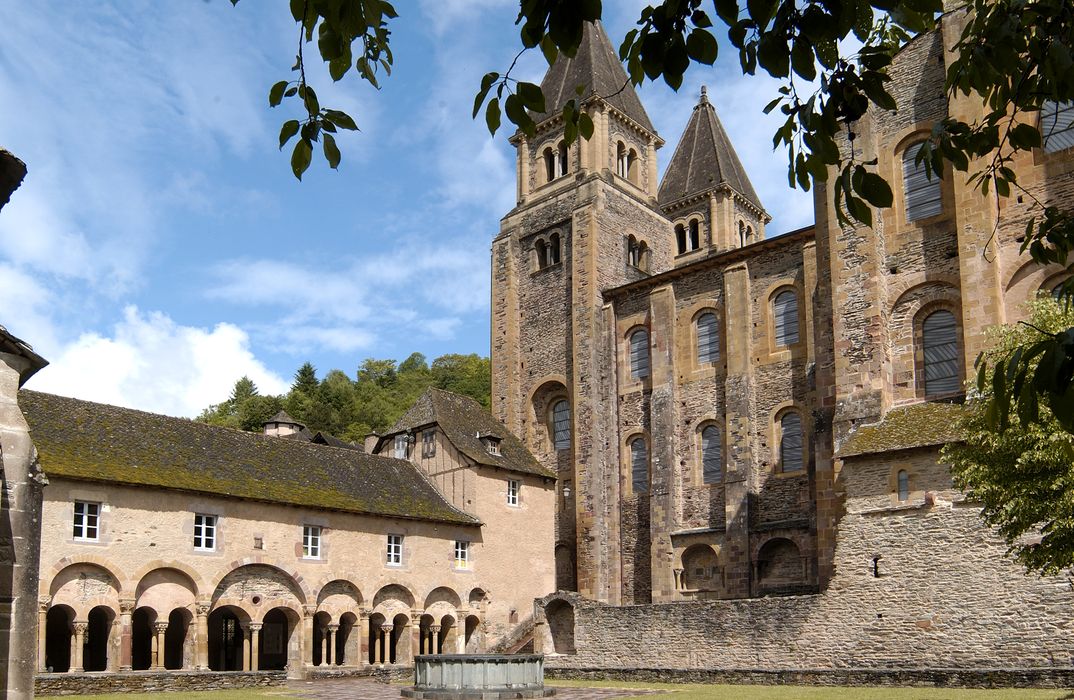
[[269, 80, 288, 107], [485, 97, 501, 137], [473, 72, 499, 119], [291, 138, 313, 180], [279, 119, 300, 150], [505, 94, 535, 137], [714, 0, 739, 26], [302, 84, 320, 115], [324, 110, 358, 130], [857, 171, 894, 208], [516, 82, 546, 113], [686, 29, 718, 65], [1010, 123, 1042, 150], [579, 112, 594, 140], [757, 33, 790, 78], [323, 133, 341, 170]]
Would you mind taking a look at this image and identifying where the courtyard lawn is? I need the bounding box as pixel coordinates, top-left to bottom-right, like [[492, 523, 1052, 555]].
[[53, 690, 298, 700], [547, 679, 1074, 700]]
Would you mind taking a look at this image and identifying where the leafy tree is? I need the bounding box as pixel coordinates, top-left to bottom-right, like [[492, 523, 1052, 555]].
[[431, 354, 492, 409], [942, 297, 1074, 575]]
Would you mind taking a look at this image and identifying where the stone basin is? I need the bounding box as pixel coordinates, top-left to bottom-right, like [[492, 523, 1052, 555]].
[[401, 654, 555, 700]]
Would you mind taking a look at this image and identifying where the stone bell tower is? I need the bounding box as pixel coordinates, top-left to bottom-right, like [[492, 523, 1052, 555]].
[[491, 21, 670, 604]]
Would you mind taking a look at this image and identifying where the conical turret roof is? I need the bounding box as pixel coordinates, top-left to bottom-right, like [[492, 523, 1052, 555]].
[[658, 87, 762, 211], [531, 21, 654, 133]]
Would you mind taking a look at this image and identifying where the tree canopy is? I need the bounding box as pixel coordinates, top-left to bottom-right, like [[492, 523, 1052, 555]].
[[197, 352, 490, 441], [942, 297, 1074, 576]]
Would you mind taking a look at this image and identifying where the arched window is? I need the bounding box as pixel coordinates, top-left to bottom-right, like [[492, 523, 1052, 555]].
[[1042, 101, 1074, 153], [773, 290, 799, 347], [738, 221, 746, 247], [746, 225, 753, 241], [638, 242, 649, 271], [535, 239, 548, 270], [903, 142, 942, 221], [543, 147, 555, 183], [779, 412, 803, 472], [552, 400, 571, 450], [557, 142, 569, 177], [629, 329, 650, 379], [675, 224, 687, 255], [897, 469, 910, 501], [627, 235, 640, 267], [616, 142, 628, 177], [630, 437, 648, 494], [627, 149, 639, 184], [549, 232, 561, 265], [696, 312, 719, 365], [701, 425, 722, 484], [689, 220, 700, 250], [922, 309, 959, 396]]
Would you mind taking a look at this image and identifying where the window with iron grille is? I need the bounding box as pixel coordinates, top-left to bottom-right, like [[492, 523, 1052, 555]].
[[552, 399, 571, 450], [629, 329, 650, 379], [780, 413, 803, 472], [922, 309, 959, 396], [73, 501, 100, 541], [903, 142, 943, 221], [701, 426, 722, 484], [1042, 101, 1074, 153], [194, 513, 216, 551], [630, 437, 649, 494], [773, 290, 799, 347], [697, 312, 719, 364]]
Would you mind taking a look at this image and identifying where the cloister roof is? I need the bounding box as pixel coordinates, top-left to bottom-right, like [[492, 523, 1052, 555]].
[[387, 388, 554, 480], [838, 401, 965, 458], [20, 390, 478, 525]]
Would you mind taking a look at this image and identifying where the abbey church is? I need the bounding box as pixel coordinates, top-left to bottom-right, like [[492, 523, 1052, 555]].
[[4, 7, 1074, 697]]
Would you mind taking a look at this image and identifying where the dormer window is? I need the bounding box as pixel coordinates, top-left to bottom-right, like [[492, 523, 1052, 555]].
[[393, 434, 409, 459], [479, 433, 502, 456]]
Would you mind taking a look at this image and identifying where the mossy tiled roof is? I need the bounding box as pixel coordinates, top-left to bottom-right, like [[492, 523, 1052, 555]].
[[20, 390, 478, 525], [838, 402, 965, 459], [386, 388, 554, 479]]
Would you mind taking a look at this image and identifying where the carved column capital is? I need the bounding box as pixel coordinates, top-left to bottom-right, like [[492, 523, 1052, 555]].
[[428, 624, 441, 634], [327, 623, 339, 632], [248, 622, 263, 632], [119, 599, 136, 615], [73, 622, 89, 634], [380, 624, 394, 633], [303, 605, 317, 618], [195, 603, 211, 616], [38, 596, 52, 612], [153, 622, 169, 634]]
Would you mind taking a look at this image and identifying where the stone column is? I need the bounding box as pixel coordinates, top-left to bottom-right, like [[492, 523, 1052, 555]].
[[118, 600, 134, 671], [372, 626, 382, 665], [380, 624, 393, 664], [673, 568, 684, 591], [249, 622, 262, 672], [71, 622, 87, 673], [302, 605, 315, 670], [410, 612, 422, 659], [318, 625, 327, 667], [153, 621, 168, 670], [195, 604, 210, 670], [646, 135, 658, 198], [429, 625, 441, 655], [241, 623, 251, 672], [37, 598, 49, 672], [327, 623, 339, 666], [358, 610, 369, 666], [518, 136, 531, 203]]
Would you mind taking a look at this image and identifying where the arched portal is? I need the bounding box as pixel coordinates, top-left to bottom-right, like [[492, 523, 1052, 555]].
[[207, 606, 246, 671], [45, 605, 74, 673], [312, 611, 331, 667], [164, 608, 192, 670], [464, 615, 481, 653], [338, 612, 357, 666], [131, 607, 157, 671], [419, 614, 435, 655], [368, 613, 386, 665], [258, 607, 297, 671], [438, 615, 456, 656], [390, 612, 410, 664], [84, 606, 114, 672]]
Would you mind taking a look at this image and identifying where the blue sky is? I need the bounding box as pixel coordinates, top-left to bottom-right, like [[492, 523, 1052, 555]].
[[0, 1, 812, 417]]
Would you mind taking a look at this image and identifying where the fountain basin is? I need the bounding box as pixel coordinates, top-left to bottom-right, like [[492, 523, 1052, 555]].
[[402, 654, 554, 700]]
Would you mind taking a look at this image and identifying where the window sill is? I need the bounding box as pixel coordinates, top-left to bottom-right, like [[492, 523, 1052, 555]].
[[771, 469, 807, 479], [531, 261, 563, 277]]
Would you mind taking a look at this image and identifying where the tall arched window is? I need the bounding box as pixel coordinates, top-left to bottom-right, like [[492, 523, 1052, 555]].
[[630, 437, 648, 494], [701, 425, 722, 484], [627, 235, 641, 267], [535, 239, 548, 270], [779, 412, 803, 472], [549, 232, 561, 265], [629, 329, 650, 379], [773, 290, 799, 347], [696, 312, 719, 365], [627, 149, 639, 184], [688, 220, 700, 250], [897, 469, 910, 501], [903, 142, 942, 221], [738, 221, 746, 247], [552, 400, 571, 450], [616, 142, 628, 177], [675, 224, 687, 255], [922, 309, 959, 396], [557, 142, 569, 177], [543, 147, 555, 183], [1042, 101, 1074, 153]]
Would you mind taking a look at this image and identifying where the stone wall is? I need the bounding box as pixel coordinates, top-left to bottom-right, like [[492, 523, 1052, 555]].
[[35, 671, 286, 696]]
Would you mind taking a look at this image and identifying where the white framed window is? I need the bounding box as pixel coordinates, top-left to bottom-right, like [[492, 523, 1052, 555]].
[[507, 479, 520, 506], [422, 430, 436, 458], [194, 513, 217, 551], [394, 434, 409, 459], [73, 501, 100, 541], [454, 540, 470, 569], [387, 534, 403, 565], [302, 525, 322, 559], [552, 399, 571, 450]]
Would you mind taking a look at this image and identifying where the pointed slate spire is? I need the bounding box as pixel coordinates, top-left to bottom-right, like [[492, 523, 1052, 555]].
[[658, 86, 763, 211], [531, 21, 655, 133]]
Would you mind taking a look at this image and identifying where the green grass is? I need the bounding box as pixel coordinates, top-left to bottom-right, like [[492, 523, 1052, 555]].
[[55, 690, 298, 700], [547, 679, 1074, 700]]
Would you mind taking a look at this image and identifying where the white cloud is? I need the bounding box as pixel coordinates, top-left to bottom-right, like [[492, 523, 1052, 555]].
[[25, 306, 288, 418]]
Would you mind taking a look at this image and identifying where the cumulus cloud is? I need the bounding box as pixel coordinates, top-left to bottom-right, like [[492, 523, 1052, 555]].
[[26, 306, 289, 418]]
